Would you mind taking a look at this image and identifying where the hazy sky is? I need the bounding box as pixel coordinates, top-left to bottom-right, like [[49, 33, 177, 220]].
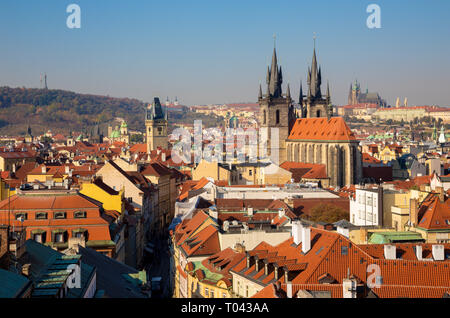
[[1, 0, 449, 106]]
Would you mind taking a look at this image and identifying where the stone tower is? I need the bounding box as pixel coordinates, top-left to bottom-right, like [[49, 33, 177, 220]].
[[300, 47, 333, 119], [258, 47, 295, 164], [146, 97, 168, 153]]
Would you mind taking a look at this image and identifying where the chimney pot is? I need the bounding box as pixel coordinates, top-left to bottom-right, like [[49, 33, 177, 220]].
[[292, 220, 302, 245], [301, 226, 311, 254], [384, 245, 396, 260], [415, 245, 423, 260], [432, 244, 444, 261]]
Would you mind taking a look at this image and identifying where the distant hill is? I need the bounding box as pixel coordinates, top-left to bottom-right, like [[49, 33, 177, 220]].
[[0, 86, 229, 137], [0, 86, 148, 136]]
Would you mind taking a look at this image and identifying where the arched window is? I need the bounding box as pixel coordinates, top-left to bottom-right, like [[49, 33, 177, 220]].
[[276, 110, 280, 124], [316, 110, 321, 117], [263, 110, 267, 124]]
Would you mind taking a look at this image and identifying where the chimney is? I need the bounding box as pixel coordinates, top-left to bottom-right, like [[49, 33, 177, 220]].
[[286, 282, 293, 298], [161, 152, 166, 162], [68, 236, 86, 252], [21, 264, 32, 277], [41, 165, 46, 174], [432, 245, 444, 261], [342, 277, 358, 298], [360, 228, 368, 244], [384, 245, 396, 260], [209, 207, 218, 222], [65, 166, 70, 174], [410, 198, 418, 227], [292, 220, 302, 245], [301, 226, 311, 254], [247, 207, 254, 216], [278, 208, 285, 218], [436, 187, 445, 203], [415, 245, 423, 260]]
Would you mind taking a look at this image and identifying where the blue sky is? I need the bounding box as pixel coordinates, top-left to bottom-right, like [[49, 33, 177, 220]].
[[1, 0, 449, 106]]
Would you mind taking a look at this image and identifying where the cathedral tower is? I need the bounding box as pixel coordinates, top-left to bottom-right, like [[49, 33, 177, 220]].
[[146, 97, 169, 153], [300, 47, 333, 119], [258, 47, 295, 164]]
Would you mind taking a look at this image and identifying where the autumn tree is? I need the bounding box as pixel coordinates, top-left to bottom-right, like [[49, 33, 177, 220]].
[[307, 204, 349, 223]]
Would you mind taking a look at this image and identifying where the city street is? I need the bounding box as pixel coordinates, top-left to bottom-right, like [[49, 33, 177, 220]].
[[145, 233, 173, 298]]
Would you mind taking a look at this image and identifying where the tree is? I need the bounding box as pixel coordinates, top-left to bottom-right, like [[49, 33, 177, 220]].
[[308, 204, 349, 223], [130, 134, 144, 143]]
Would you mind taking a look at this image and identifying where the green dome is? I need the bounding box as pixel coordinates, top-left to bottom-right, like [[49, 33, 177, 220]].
[[110, 130, 120, 138], [121, 121, 128, 128], [229, 116, 239, 128]]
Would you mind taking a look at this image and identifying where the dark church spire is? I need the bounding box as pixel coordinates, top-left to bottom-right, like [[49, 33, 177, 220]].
[[286, 83, 291, 100], [267, 47, 283, 98], [258, 84, 263, 100], [299, 81, 304, 104], [326, 81, 330, 100], [307, 44, 322, 100]]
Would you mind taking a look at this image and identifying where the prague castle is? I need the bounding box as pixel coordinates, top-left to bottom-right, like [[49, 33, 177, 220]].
[[259, 46, 362, 187]]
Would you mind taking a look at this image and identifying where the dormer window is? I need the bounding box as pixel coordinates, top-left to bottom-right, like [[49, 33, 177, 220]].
[[15, 213, 27, 221], [31, 229, 46, 243], [52, 230, 67, 243], [54, 212, 66, 219], [36, 212, 48, 220], [74, 211, 86, 219]]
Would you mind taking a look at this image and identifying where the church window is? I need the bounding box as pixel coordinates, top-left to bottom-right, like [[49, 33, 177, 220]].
[[263, 110, 267, 124], [276, 110, 280, 124], [317, 110, 321, 117]]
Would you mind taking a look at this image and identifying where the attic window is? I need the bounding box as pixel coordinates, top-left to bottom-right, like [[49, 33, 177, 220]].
[[54, 212, 66, 219], [35, 212, 48, 220], [74, 211, 87, 219], [341, 246, 348, 255], [15, 213, 27, 221]]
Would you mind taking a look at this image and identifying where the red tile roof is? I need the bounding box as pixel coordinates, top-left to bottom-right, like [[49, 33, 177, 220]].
[[288, 117, 356, 141], [234, 228, 450, 298], [417, 194, 450, 230]]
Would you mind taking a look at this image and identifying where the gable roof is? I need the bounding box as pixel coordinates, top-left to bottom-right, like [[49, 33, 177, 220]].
[[417, 194, 450, 230]]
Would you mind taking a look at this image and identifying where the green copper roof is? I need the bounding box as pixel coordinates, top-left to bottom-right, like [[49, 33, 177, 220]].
[[121, 121, 128, 128], [368, 231, 424, 244], [0, 269, 31, 298]]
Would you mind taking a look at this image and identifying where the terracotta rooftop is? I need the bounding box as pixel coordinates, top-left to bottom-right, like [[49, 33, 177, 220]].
[[288, 117, 356, 142]]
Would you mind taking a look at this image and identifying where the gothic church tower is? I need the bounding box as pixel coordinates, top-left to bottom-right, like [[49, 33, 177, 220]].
[[146, 97, 169, 153], [258, 47, 295, 164], [300, 47, 333, 119]]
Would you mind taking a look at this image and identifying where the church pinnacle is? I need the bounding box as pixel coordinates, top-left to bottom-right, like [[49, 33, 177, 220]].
[[266, 46, 283, 98]]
